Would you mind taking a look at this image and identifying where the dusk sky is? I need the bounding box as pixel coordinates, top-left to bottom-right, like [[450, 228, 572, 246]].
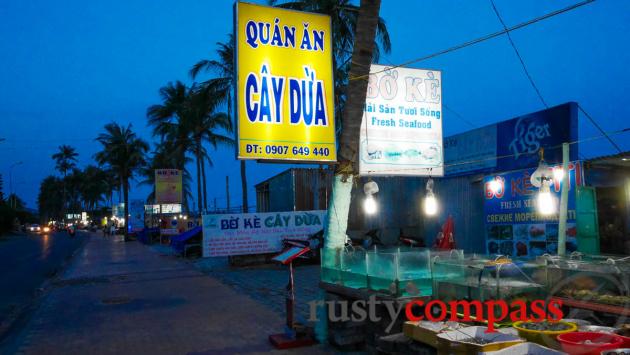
[[1, 0, 629, 209]]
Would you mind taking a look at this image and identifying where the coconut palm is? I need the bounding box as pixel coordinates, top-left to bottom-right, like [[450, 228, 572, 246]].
[[187, 86, 234, 212], [190, 34, 249, 212], [271, 0, 391, 131], [333, 0, 383, 248], [139, 142, 194, 209], [147, 81, 197, 208], [52, 145, 78, 219], [38, 175, 64, 221], [80, 165, 109, 211], [95, 122, 149, 238]]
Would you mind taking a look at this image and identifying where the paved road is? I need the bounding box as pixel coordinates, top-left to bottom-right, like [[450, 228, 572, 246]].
[[2, 234, 332, 354], [0, 231, 85, 338]]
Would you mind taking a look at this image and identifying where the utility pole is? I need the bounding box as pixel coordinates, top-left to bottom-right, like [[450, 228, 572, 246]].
[[558, 143, 570, 256], [226, 176, 230, 212]]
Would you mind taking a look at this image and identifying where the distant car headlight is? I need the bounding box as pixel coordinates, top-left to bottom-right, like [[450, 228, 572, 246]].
[[29, 227, 35, 231], [43, 227, 50, 233]]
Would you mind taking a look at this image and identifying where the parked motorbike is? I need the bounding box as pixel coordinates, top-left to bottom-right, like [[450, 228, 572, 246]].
[[280, 229, 324, 263], [346, 228, 384, 251], [398, 228, 425, 248]]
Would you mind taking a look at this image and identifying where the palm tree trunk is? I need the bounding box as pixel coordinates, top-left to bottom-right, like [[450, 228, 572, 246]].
[[62, 175, 67, 222], [240, 160, 248, 213], [123, 177, 129, 240], [228, 93, 248, 213], [324, 0, 382, 249], [201, 156, 208, 213], [195, 147, 202, 216]]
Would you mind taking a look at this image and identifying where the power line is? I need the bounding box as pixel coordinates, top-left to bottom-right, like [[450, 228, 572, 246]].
[[363, 126, 630, 174], [489, 0, 548, 108], [443, 104, 476, 129], [350, 0, 596, 81], [578, 104, 623, 153]]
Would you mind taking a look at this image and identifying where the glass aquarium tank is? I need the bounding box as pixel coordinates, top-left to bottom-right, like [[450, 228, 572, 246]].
[[320, 247, 369, 289], [536, 254, 630, 310], [339, 248, 368, 289], [321, 247, 341, 285], [366, 248, 464, 297], [432, 255, 546, 306]]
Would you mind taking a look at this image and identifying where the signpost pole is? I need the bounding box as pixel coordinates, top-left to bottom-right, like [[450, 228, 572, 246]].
[[558, 142, 570, 256]]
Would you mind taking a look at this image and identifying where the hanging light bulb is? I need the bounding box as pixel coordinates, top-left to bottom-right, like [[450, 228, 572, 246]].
[[424, 178, 438, 216], [553, 167, 565, 182], [363, 180, 379, 215], [364, 194, 377, 215], [530, 148, 551, 188], [424, 191, 438, 216], [537, 182, 556, 215]]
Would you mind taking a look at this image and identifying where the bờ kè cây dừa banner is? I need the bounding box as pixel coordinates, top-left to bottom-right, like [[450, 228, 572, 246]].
[[202, 210, 326, 257], [235, 2, 336, 162]]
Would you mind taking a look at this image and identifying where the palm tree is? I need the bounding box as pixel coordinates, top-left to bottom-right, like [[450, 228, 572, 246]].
[[147, 81, 197, 209], [95, 122, 149, 239], [187, 86, 234, 212], [38, 175, 64, 222], [139, 142, 194, 209], [148, 82, 233, 215], [327, 0, 383, 248], [52, 145, 78, 220], [271, 0, 391, 131], [80, 165, 108, 211], [190, 34, 249, 212]]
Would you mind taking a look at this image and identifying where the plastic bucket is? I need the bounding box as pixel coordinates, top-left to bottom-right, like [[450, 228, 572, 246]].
[[513, 321, 578, 349], [557, 332, 624, 355]]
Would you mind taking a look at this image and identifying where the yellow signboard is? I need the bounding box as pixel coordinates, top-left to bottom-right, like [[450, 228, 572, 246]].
[[155, 169, 182, 204], [235, 2, 336, 162]]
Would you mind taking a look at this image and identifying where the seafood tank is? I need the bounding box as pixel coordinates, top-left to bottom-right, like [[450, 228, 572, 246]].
[[366, 248, 464, 297], [537, 253, 630, 310], [432, 255, 546, 306], [321, 247, 465, 297]]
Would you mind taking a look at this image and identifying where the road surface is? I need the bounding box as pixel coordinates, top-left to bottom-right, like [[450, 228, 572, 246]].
[[0, 230, 85, 340]]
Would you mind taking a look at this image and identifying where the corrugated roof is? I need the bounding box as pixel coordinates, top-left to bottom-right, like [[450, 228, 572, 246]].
[[585, 151, 630, 167]]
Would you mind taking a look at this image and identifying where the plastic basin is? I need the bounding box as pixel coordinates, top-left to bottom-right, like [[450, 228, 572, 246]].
[[513, 321, 577, 349], [557, 331, 624, 355]]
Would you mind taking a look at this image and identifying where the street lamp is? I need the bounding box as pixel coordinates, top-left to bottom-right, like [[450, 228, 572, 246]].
[[9, 161, 23, 209]]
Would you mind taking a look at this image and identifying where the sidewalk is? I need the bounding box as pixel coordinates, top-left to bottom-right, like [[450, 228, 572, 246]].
[[4, 234, 332, 355]]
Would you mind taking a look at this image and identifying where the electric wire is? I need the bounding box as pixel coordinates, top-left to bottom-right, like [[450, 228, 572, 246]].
[[489, 0, 548, 108], [350, 0, 596, 81], [363, 126, 630, 175], [578, 104, 623, 154]]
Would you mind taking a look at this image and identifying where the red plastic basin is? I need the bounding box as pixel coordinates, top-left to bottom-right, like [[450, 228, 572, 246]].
[[557, 332, 625, 355]]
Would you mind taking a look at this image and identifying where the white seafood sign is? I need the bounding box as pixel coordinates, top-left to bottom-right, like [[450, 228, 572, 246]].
[[359, 65, 443, 176]]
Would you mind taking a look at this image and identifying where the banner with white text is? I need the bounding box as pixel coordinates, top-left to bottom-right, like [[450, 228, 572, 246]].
[[202, 210, 326, 257], [359, 65, 443, 176]]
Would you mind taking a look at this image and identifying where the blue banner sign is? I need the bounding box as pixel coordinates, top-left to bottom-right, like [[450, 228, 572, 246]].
[[483, 161, 584, 257], [444, 102, 578, 176]]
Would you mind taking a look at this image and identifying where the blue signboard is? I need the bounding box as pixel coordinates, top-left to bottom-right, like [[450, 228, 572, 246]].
[[483, 161, 584, 257], [444, 102, 578, 176], [496, 102, 578, 171]]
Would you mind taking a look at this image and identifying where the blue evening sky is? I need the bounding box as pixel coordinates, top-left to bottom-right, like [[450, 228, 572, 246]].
[[1, 0, 629, 209]]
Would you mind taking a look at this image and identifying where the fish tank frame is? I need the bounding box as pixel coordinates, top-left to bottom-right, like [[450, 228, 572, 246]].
[[320, 246, 465, 298], [536, 253, 630, 313], [432, 255, 546, 306]]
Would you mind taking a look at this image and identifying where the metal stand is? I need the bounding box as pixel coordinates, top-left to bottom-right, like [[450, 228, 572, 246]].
[[268, 246, 316, 349]]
